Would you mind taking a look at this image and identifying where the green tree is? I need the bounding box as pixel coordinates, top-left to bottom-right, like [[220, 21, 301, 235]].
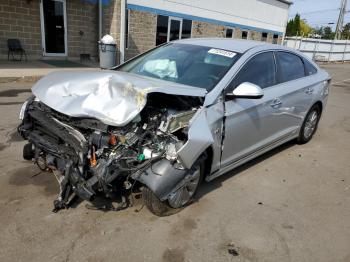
[[314, 27, 324, 36], [341, 23, 350, 39], [300, 20, 313, 36], [286, 14, 299, 36], [323, 26, 335, 39], [286, 20, 294, 36], [294, 14, 301, 34], [286, 14, 312, 36]]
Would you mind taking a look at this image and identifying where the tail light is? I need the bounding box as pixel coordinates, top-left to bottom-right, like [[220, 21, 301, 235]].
[[323, 79, 331, 96]]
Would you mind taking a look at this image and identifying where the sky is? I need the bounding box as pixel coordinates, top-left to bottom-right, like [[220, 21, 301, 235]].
[[289, 0, 350, 30]]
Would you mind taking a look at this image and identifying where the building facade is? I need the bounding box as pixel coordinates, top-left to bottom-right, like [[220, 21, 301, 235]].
[[0, 0, 99, 60], [0, 0, 291, 62]]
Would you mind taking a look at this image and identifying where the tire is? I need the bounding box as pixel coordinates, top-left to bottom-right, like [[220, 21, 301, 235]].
[[142, 187, 175, 217], [23, 142, 34, 160], [143, 159, 204, 217], [297, 104, 321, 144]]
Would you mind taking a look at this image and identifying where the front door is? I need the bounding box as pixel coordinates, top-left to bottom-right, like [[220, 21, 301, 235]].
[[40, 0, 67, 56], [221, 52, 280, 167], [167, 17, 182, 42]]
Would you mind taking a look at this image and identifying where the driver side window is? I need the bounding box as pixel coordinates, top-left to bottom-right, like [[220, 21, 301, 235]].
[[228, 52, 276, 93]]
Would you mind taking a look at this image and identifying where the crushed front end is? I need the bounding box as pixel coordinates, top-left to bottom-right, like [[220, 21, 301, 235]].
[[18, 93, 201, 212]]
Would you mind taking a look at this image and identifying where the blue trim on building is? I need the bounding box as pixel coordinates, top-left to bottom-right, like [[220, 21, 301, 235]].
[[127, 4, 283, 36], [83, 0, 110, 4]]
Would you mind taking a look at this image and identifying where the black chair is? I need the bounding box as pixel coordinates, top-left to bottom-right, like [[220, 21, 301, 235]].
[[7, 39, 27, 61]]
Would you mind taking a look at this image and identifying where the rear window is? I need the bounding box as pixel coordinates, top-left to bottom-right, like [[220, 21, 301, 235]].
[[276, 52, 305, 83]]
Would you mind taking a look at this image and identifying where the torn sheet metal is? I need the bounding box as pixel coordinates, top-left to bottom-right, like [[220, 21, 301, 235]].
[[177, 108, 214, 169], [32, 71, 206, 126]]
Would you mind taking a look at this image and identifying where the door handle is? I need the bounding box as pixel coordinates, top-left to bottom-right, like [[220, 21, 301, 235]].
[[306, 87, 314, 94], [270, 98, 282, 108]]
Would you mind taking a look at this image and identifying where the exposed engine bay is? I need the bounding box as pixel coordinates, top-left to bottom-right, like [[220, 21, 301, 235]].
[[18, 93, 202, 212]]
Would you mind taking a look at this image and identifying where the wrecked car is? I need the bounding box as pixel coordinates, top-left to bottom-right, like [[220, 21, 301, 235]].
[[18, 39, 331, 216]]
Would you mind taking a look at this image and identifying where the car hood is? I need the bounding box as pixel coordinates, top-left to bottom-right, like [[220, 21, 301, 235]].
[[32, 70, 206, 126]]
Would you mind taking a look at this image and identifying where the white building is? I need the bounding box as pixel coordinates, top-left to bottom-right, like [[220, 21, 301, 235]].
[[123, 0, 292, 59], [0, 0, 292, 61]]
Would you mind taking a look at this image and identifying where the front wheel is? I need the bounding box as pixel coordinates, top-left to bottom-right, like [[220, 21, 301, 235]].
[[297, 104, 321, 144], [142, 160, 204, 216]]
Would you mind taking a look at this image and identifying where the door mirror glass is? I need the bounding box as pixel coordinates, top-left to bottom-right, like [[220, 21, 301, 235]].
[[227, 82, 264, 99]]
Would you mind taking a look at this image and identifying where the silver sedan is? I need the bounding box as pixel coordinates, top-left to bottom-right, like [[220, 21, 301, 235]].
[[18, 39, 331, 216]]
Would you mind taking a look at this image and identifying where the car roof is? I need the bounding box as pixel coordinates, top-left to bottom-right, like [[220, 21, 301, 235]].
[[174, 38, 280, 53]]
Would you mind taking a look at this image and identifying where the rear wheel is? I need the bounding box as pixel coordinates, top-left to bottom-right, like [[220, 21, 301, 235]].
[[143, 159, 204, 216], [297, 104, 321, 144]]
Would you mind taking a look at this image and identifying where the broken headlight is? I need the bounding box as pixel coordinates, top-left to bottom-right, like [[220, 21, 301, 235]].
[[19, 96, 38, 120], [19, 98, 31, 120], [19, 100, 28, 120]]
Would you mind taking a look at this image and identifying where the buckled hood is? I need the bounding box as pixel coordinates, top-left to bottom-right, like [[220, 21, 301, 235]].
[[32, 70, 206, 126]]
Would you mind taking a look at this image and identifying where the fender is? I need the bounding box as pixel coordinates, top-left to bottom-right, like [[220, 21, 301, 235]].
[[135, 159, 187, 201], [135, 108, 216, 200], [177, 108, 214, 169]]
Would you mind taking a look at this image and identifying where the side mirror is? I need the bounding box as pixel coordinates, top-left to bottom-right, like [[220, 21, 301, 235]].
[[226, 82, 264, 100]]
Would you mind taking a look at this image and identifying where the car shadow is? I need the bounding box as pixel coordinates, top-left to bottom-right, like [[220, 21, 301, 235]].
[[7, 139, 296, 213], [195, 140, 296, 200]]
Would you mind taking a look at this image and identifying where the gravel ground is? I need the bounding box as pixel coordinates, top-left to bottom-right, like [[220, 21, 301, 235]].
[[0, 63, 349, 262]]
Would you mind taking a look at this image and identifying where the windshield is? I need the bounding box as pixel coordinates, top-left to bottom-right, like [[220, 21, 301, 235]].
[[117, 43, 240, 92]]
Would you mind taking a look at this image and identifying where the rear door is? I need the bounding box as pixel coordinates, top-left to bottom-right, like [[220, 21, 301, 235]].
[[221, 51, 280, 167], [273, 51, 314, 136]]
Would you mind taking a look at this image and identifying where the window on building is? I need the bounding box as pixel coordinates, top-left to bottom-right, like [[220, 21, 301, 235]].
[[261, 32, 268, 42], [169, 19, 181, 41], [182, 19, 192, 39], [230, 52, 276, 90], [156, 15, 169, 46], [276, 52, 305, 83], [125, 9, 130, 49], [226, 28, 233, 38], [241, 31, 248, 39], [156, 15, 192, 46], [273, 34, 278, 44]]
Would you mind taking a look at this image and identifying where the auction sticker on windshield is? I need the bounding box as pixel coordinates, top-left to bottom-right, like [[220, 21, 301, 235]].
[[208, 48, 237, 58]]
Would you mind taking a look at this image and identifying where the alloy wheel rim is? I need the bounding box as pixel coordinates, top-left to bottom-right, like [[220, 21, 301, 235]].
[[167, 167, 201, 208], [304, 110, 318, 139]]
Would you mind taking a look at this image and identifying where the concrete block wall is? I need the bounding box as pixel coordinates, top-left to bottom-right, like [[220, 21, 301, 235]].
[[102, 0, 157, 63], [0, 0, 41, 60], [121, 11, 281, 60], [102, 1, 158, 62], [234, 27, 243, 39], [103, 0, 120, 44], [250, 30, 262, 41], [191, 21, 226, 38], [66, 0, 99, 59], [267, 33, 273, 43], [125, 9, 157, 60], [278, 35, 283, 44], [0, 0, 99, 60]]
